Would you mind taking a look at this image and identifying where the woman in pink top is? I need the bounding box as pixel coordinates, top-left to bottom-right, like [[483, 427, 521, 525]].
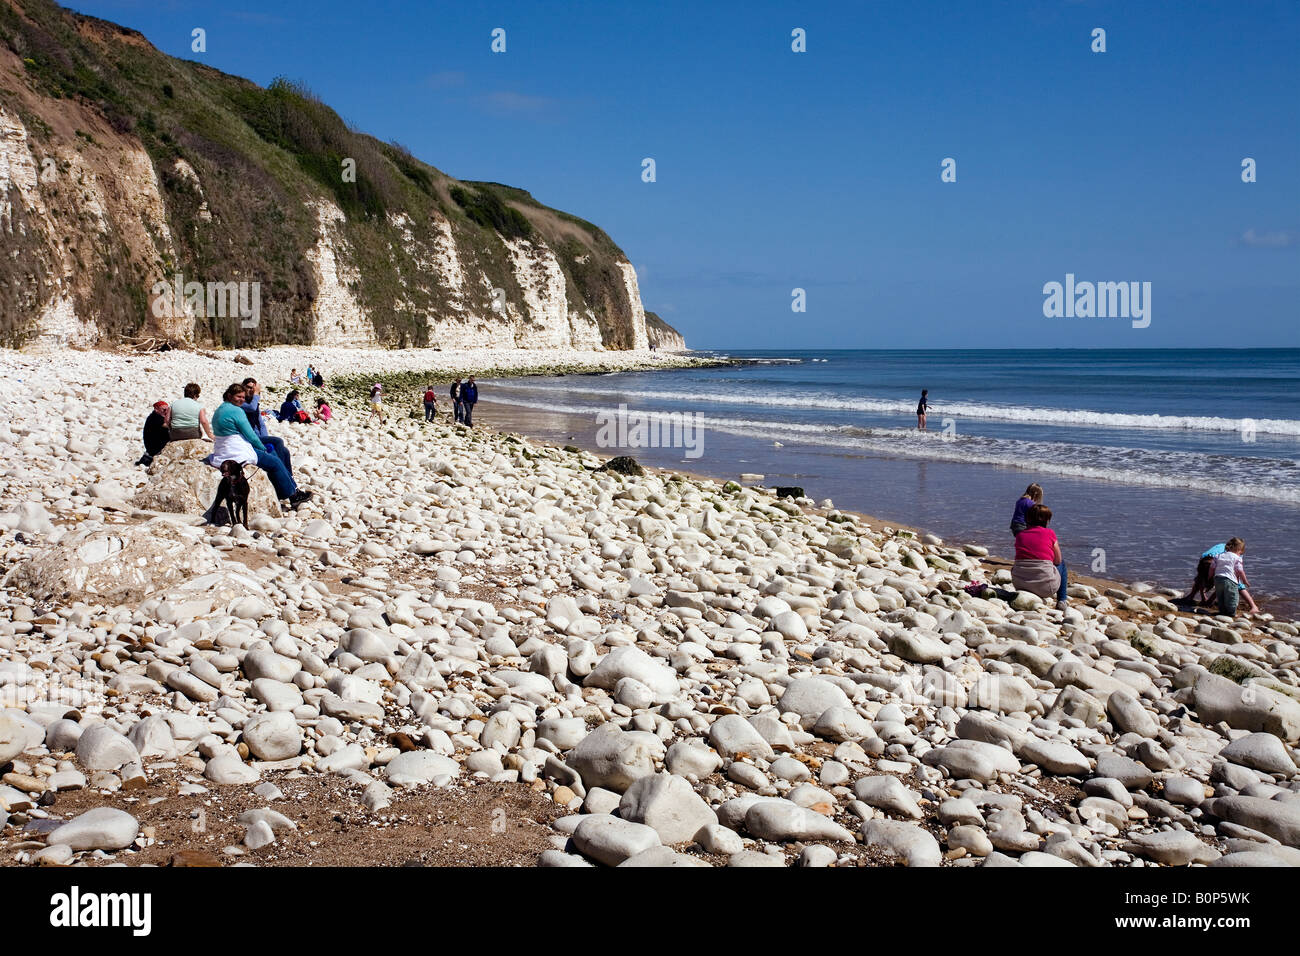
[[1011, 504, 1069, 609]]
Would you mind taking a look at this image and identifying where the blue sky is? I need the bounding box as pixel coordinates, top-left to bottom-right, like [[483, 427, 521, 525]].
[[68, 0, 1299, 349]]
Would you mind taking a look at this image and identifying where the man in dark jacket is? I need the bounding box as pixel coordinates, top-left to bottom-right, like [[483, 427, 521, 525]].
[[462, 376, 479, 426], [240, 377, 295, 476], [450, 378, 463, 424]]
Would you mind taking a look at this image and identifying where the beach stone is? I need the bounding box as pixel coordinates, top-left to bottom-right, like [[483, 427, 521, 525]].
[[585, 647, 679, 703], [44, 718, 84, 753], [862, 819, 941, 867], [665, 740, 722, 778], [536, 718, 587, 751], [853, 775, 922, 819], [1219, 733, 1297, 777], [1095, 753, 1154, 790], [568, 723, 658, 792], [130, 442, 279, 517], [74, 724, 140, 771], [696, 823, 744, 855], [47, 807, 139, 851], [946, 824, 993, 856], [3, 522, 224, 605], [1163, 776, 1207, 806], [243, 648, 301, 683], [795, 844, 839, 867], [1046, 686, 1106, 727], [1124, 830, 1221, 866], [1017, 737, 1090, 776], [955, 711, 1026, 749], [204, 753, 259, 784], [539, 850, 594, 868], [812, 705, 872, 742], [243, 819, 275, 850], [728, 850, 787, 867], [1193, 673, 1300, 743], [920, 745, 999, 784], [938, 798, 983, 827], [769, 755, 812, 782], [571, 814, 661, 866], [1208, 796, 1300, 848], [968, 674, 1037, 714], [242, 711, 303, 761], [618, 773, 717, 844], [618, 846, 709, 867], [778, 678, 852, 724], [1107, 690, 1160, 737], [888, 629, 950, 664], [481, 711, 522, 750], [708, 714, 775, 759], [385, 751, 460, 787], [0, 713, 34, 764], [744, 799, 856, 843]]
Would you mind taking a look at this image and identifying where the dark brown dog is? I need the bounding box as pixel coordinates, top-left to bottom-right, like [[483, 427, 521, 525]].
[[210, 460, 250, 527]]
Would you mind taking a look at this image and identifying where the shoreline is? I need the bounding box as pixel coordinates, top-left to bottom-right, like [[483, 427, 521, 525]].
[[472, 402, 1273, 629]]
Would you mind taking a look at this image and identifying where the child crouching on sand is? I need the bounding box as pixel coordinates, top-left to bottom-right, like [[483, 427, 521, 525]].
[[1212, 538, 1258, 617], [1009, 483, 1043, 536]]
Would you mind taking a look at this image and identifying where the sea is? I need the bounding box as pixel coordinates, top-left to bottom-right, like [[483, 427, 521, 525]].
[[478, 349, 1300, 619]]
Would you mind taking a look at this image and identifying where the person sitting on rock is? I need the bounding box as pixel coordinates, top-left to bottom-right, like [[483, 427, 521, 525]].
[[313, 397, 332, 424], [1011, 504, 1069, 612], [289, 368, 302, 385], [212, 383, 312, 509], [136, 401, 170, 466], [239, 377, 295, 474], [168, 383, 213, 442], [279, 389, 309, 424]]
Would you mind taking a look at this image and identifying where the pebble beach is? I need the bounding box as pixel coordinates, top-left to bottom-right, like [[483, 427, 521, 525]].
[[1, 345, 1298, 868]]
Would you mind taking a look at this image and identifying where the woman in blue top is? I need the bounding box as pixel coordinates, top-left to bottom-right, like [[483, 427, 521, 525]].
[[211, 383, 312, 508]]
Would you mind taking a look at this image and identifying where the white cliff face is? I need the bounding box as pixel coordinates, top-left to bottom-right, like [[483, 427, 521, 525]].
[[617, 261, 650, 351], [3, 112, 653, 352], [305, 200, 377, 347], [504, 238, 578, 349], [1, 104, 180, 347], [0, 107, 41, 232]]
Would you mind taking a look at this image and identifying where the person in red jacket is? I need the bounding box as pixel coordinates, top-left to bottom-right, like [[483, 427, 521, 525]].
[[423, 385, 437, 421]]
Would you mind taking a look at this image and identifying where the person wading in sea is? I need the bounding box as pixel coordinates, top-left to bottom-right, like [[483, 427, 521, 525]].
[[916, 389, 930, 430]]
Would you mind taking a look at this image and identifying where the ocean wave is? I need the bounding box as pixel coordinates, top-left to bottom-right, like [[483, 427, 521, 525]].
[[482, 381, 1300, 436], [482, 395, 1300, 503]]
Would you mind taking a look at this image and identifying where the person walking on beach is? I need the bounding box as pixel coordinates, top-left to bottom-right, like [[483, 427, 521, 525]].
[[212, 383, 312, 509], [450, 377, 464, 424], [169, 383, 213, 442], [1009, 483, 1043, 536], [423, 384, 438, 422], [916, 389, 930, 430], [1212, 538, 1257, 617], [369, 383, 385, 424], [136, 401, 170, 466], [305, 364, 315, 386], [462, 376, 479, 426], [1011, 504, 1069, 612]]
